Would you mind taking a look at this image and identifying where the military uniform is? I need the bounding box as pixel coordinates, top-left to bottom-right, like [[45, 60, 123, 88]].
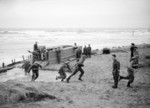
[[34, 42, 38, 51], [56, 63, 71, 81], [112, 59, 120, 88], [56, 48, 61, 64], [119, 67, 134, 87], [28, 63, 42, 81], [67, 55, 86, 83], [87, 45, 91, 58], [83, 46, 87, 56], [22, 61, 31, 75], [75, 48, 82, 62]]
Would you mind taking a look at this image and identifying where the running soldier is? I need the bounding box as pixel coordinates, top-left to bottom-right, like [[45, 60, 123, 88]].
[[56, 61, 72, 81], [22, 60, 31, 75], [119, 66, 134, 87], [66, 54, 86, 83], [28, 62, 42, 81], [112, 54, 120, 88]]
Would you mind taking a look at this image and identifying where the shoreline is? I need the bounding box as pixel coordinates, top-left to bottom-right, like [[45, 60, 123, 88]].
[[1, 43, 150, 70]]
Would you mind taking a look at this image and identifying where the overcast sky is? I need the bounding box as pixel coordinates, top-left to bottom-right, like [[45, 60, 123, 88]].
[[0, 0, 150, 28]]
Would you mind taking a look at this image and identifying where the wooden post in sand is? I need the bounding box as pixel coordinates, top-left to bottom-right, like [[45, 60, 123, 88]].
[[14, 59, 15, 63], [11, 59, 13, 63]]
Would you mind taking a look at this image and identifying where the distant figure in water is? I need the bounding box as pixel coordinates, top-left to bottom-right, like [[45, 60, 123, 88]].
[[119, 66, 134, 87], [34, 42, 38, 51], [112, 54, 120, 89], [28, 62, 42, 81], [56, 61, 72, 81], [75, 47, 82, 62], [87, 44, 91, 58], [67, 54, 86, 83], [22, 60, 31, 75]]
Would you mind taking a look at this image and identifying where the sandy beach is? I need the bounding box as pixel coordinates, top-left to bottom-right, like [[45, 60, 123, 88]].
[[0, 45, 150, 108]]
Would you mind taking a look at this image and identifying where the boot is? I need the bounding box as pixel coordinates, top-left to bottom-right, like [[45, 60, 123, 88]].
[[112, 85, 117, 89], [78, 78, 83, 81], [127, 82, 131, 87], [66, 78, 70, 83]]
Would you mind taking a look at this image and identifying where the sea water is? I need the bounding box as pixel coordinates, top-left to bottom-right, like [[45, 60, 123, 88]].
[[0, 28, 150, 65]]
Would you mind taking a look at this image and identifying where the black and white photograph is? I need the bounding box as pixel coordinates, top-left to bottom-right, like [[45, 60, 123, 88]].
[[0, 0, 150, 108]]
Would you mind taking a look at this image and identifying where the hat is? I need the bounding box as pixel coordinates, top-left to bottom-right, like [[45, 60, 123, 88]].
[[131, 43, 135, 45]]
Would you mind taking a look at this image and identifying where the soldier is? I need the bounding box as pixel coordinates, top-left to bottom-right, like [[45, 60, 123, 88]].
[[56, 61, 72, 81], [119, 67, 134, 87], [133, 47, 139, 65], [28, 62, 42, 81], [83, 45, 87, 56], [75, 47, 82, 62], [28, 50, 39, 62], [112, 54, 120, 88], [22, 60, 31, 75], [34, 42, 38, 51], [130, 43, 135, 60], [66, 54, 86, 83], [87, 44, 91, 58], [56, 47, 61, 64]]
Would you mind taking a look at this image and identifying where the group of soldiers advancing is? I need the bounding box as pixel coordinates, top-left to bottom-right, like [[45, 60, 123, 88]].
[[56, 54, 86, 83], [22, 42, 139, 89]]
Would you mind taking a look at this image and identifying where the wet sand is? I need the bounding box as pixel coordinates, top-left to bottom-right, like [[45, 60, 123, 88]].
[[0, 68, 71, 82], [0, 46, 150, 108]]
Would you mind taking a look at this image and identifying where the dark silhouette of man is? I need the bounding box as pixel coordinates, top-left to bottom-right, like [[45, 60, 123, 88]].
[[56, 61, 71, 81], [22, 60, 31, 75], [119, 67, 134, 87], [112, 54, 120, 88], [66, 54, 86, 83], [28, 62, 42, 81], [130, 43, 135, 60], [34, 42, 38, 51], [87, 44, 91, 58], [83, 45, 87, 56], [75, 47, 82, 62]]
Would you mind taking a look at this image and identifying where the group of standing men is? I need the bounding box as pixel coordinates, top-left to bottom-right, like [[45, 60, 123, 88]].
[[83, 44, 92, 58]]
